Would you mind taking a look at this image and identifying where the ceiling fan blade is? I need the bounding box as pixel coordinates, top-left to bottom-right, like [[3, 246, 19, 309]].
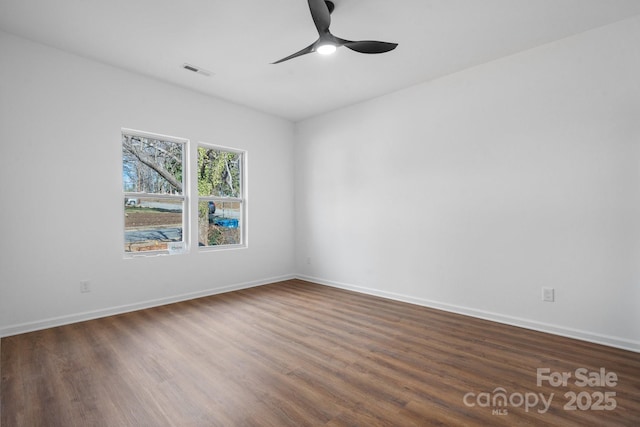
[[340, 40, 398, 54], [308, 0, 331, 34], [272, 42, 317, 64]]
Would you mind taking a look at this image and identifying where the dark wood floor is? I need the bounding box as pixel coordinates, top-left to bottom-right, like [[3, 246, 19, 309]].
[[2, 280, 639, 426]]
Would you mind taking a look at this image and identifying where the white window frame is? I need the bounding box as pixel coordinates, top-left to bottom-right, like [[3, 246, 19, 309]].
[[197, 142, 247, 250], [122, 129, 189, 257]]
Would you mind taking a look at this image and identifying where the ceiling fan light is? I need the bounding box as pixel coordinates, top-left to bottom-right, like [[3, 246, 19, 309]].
[[317, 44, 337, 55]]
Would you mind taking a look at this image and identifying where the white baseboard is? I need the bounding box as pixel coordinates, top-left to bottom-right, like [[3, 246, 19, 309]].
[[4, 273, 638, 354], [0, 274, 295, 338], [296, 274, 640, 353]]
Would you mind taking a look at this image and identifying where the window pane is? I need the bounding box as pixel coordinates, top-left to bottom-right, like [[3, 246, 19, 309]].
[[125, 197, 183, 252], [123, 134, 184, 195], [197, 147, 241, 198], [198, 201, 241, 246]]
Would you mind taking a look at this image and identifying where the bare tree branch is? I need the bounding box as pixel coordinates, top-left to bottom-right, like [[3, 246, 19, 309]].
[[123, 139, 183, 193], [224, 157, 235, 194]]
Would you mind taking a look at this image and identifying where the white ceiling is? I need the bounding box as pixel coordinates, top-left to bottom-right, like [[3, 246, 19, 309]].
[[2, 0, 640, 122]]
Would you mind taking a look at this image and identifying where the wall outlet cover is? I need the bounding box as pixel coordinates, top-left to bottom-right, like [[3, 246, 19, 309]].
[[80, 281, 91, 293], [542, 287, 554, 302]]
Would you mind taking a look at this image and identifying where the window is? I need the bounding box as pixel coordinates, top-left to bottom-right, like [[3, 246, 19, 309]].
[[122, 130, 187, 255], [197, 144, 245, 248]]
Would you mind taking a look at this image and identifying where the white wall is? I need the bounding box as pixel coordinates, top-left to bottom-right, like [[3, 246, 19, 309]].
[[0, 31, 295, 335], [295, 17, 640, 351]]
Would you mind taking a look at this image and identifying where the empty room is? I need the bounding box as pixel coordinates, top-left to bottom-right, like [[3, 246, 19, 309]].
[[1, 0, 639, 425]]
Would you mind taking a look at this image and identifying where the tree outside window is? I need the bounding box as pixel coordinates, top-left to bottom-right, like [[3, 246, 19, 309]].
[[197, 145, 244, 247]]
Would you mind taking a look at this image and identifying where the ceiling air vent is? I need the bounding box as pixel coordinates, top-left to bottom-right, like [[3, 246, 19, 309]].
[[182, 63, 213, 77]]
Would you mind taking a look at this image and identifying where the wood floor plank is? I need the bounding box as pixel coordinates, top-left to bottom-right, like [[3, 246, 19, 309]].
[[2, 279, 639, 426]]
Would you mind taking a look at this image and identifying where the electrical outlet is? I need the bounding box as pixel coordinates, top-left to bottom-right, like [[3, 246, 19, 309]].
[[542, 287, 554, 302], [80, 280, 91, 293]]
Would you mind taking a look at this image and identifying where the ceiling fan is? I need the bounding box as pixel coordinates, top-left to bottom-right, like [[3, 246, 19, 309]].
[[272, 0, 398, 64]]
